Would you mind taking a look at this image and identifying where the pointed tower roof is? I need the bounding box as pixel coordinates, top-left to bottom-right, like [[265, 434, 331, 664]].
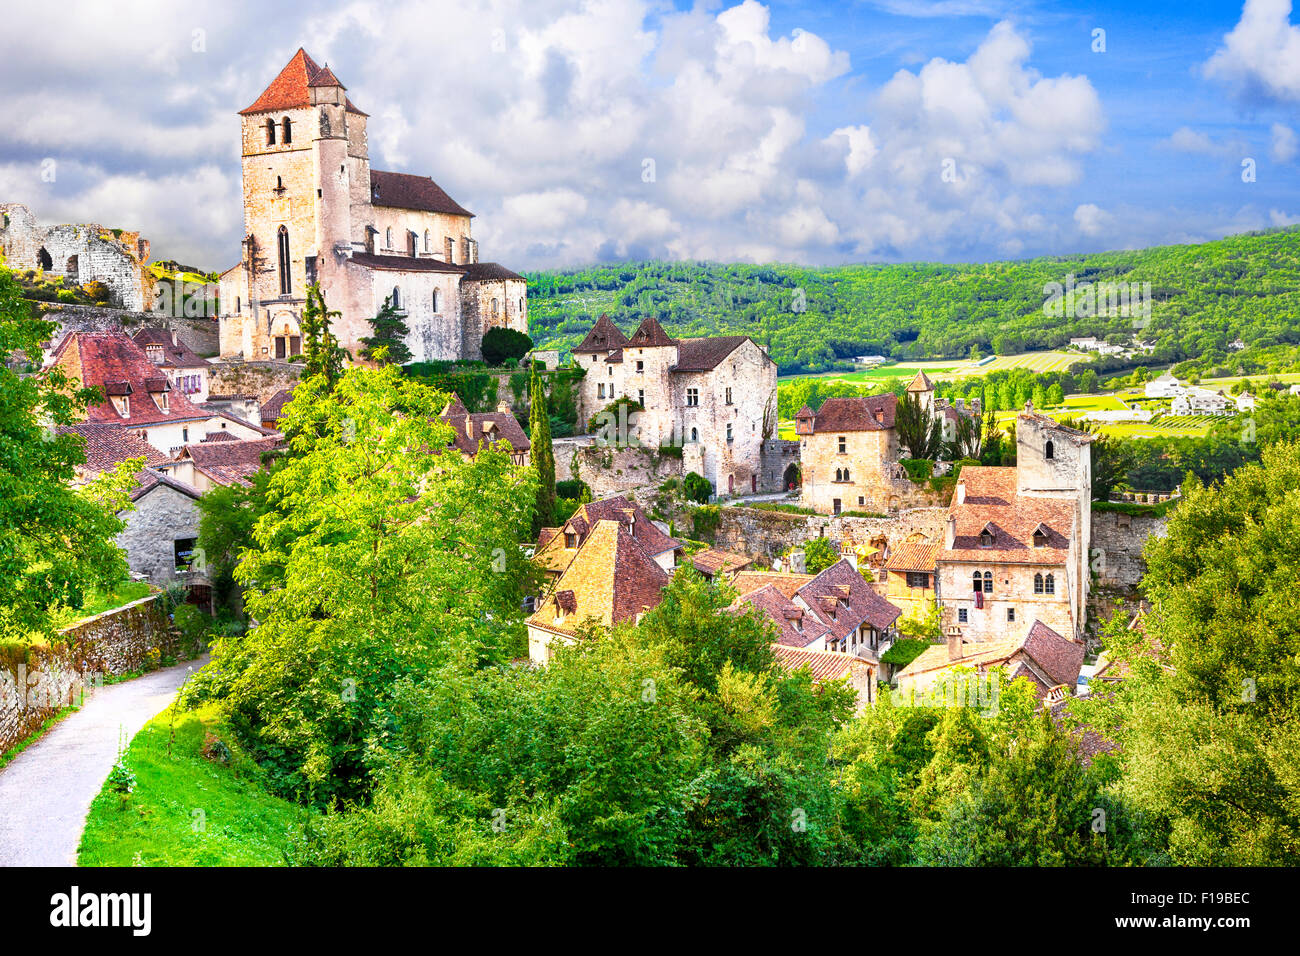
[[626, 316, 676, 349], [906, 370, 934, 392], [308, 64, 345, 89], [240, 48, 367, 116], [572, 314, 630, 354], [439, 392, 469, 420]]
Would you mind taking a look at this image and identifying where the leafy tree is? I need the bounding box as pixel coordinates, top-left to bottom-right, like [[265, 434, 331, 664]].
[[359, 294, 412, 366], [682, 471, 712, 503], [0, 267, 137, 641], [195, 470, 274, 606], [528, 366, 555, 533], [801, 536, 838, 574], [895, 390, 944, 460], [480, 327, 533, 367], [194, 363, 537, 803], [946, 405, 984, 460]]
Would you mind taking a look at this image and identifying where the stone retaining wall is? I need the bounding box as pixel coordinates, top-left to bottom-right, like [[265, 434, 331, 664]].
[[0, 596, 179, 756]]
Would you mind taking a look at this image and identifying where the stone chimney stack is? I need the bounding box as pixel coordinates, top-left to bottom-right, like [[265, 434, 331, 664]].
[[946, 625, 963, 661], [945, 514, 956, 549], [955, 480, 966, 505], [496, 399, 512, 415]]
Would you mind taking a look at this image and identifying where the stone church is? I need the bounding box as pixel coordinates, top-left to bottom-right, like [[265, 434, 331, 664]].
[[218, 49, 527, 364]]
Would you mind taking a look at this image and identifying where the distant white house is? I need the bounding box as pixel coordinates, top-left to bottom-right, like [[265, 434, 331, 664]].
[[1069, 336, 1102, 351], [1290, 383, 1300, 397], [855, 355, 888, 366], [1235, 392, 1256, 413], [1145, 373, 1186, 399], [1172, 387, 1231, 416]]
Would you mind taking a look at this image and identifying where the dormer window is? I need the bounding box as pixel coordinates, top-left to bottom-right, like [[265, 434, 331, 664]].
[[978, 527, 994, 548], [565, 532, 577, 549], [155, 392, 168, 413], [1032, 524, 1049, 548]]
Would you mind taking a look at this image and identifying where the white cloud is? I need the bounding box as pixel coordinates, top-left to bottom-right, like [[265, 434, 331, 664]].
[[1205, 0, 1300, 102], [1074, 203, 1112, 237], [1271, 123, 1299, 162]]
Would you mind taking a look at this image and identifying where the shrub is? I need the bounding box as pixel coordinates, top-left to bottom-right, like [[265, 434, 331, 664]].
[[682, 471, 713, 503], [480, 328, 533, 367], [172, 603, 211, 658], [899, 458, 935, 483], [692, 504, 721, 542], [587, 396, 644, 435]]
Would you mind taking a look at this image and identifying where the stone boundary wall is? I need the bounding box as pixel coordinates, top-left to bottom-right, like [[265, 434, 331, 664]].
[[38, 304, 219, 358], [1089, 508, 1171, 593], [207, 361, 304, 405], [711, 504, 949, 561], [0, 596, 178, 755], [555, 440, 685, 499]]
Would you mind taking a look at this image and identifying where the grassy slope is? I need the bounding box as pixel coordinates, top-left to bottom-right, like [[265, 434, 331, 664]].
[[78, 703, 304, 867]]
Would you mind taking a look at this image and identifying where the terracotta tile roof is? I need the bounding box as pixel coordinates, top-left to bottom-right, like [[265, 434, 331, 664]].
[[349, 252, 467, 274], [906, 370, 934, 392], [806, 394, 898, 432], [796, 559, 902, 636], [308, 64, 344, 88], [59, 423, 168, 474], [370, 170, 472, 217], [261, 385, 296, 423], [177, 437, 283, 487], [435, 396, 530, 458], [771, 643, 869, 682], [690, 548, 753, 577], [200, 431, 237, 442], [461, 262, 524, 282], [898, 619, 1084, 702], [885, 541, 940, 572], [131, 329, 210, 369], [527, 520, 669, 636], [625, 316, 676, 348], [131, 467, 202, 503], [240, 48, 367, 116], [734, 584, 829, 648], [48, 332, 213, 428], [572, 315, 630, 354], [533, 495, 680, 575], [672, 336, 750, 372], [939, 466, 1074, 566], [535, 527, 561, 550], [731, 570, 812, 600]]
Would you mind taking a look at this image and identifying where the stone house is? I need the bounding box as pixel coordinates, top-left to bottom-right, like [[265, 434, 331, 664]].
[[0, 202, 154, 310], [217, 49, 526, 365], [116, 470, 204, 585], [935, 411, 1093, 644], [526, 518, 671, 664], [883, 538, 939, 622], [48, 331, 274, 454], [571, 315, 779, 496], [796, 392, 901, 515]]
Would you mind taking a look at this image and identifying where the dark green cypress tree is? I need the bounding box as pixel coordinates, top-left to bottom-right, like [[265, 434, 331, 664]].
[[529, 367, 556, 533]]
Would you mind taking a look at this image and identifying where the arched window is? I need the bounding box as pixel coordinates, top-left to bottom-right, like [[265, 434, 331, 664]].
[[1045, 440, 1055, 460], [1034, 573, 1044, 594], [37, 246, 52, 271], [432, 289, 440, 312], [982, 571, 993, 593], [973, 571, 983, 593], [277, 226, 290, 295], [491, 298, 499, 316], [424, 230, 431, 253], [843, 467, 851, 482], [1044, 574, 1055, 595], [690, 427, 698, 443], [392, 286, 401, 310], [281, 117, 292, 144], [265, 118, 276, 146]]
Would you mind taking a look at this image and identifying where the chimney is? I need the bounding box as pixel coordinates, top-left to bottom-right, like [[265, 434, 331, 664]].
[[955, 397, 964, 411], [946, 625, 963, 661], [972, 398, 982, 415], [171, 329, 179, 346], [946, 514, 956, 549], [496, 399, 511, 415], [1024, 399, 1034, 412], [955, 480, 966, 505]]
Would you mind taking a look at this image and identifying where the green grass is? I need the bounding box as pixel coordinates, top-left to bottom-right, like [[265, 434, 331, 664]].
[[77, 703, 307, 867], [49, 580, 154, 631]]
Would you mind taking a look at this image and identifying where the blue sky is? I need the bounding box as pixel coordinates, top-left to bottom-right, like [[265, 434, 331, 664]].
[[0, 0, 1296, 271]]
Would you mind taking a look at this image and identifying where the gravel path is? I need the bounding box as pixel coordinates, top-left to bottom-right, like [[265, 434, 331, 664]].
[[0, 656, 207, 867]]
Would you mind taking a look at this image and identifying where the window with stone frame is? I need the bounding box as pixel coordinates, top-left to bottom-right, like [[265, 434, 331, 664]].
[[837, 436, 847, 453], [686, 388, 699, 406], [906, 572, 928, 589]]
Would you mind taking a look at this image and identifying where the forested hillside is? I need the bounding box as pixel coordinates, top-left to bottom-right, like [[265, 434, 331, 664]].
[[525, 227, 1300, 375]]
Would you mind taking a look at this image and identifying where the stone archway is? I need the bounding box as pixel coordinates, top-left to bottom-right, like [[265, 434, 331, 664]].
[[37, 246, 52, 271], [783, 462, 801, 490]]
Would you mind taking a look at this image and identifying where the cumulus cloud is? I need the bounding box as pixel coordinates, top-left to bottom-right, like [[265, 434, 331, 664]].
[[1205, 0, 1300, 102], [1271, 123, 1299, 162], [1074, 203, 1112, 236]]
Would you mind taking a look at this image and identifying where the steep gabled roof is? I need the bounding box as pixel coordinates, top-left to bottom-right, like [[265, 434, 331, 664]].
[[527, 520, 669, 637], [906, 370, 934, 392], [59, 423, 168, 474], [572, 315, 630, 354], [625, 316, 676, 349], [796, 559, 901, 637], [734, 583, 830, 649], [672, 336, 750, 372], [533, 494, 680, 574], [239, 48, 367, 116], [370, 170, 472, 218], [176, 437, 283, 487]]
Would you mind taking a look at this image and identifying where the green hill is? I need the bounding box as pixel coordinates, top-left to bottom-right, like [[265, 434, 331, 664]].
[[524, 227, 1300, 375]]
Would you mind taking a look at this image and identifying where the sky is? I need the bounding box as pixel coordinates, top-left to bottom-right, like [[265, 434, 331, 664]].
[[0, 0, 1297, 272]]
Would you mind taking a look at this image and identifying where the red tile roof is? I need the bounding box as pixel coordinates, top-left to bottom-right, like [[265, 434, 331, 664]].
[[806, 394, 898, 432], [370, 170, 472, 218], [797, 558, 902, 636], [731, 570, 812, 600], [461, 262, 524, 282], [771, 643, 870, 682], [239, 48, 367, 116], [131, 329, 210, 369], [260, 385, 296, 423], [906, 371, 934, 392], [735, 584, 830, 648], [939, 466, 1074, 566], [899, 619, 1084, 702], [49, 332, 213, 428], [177, 437, 283, 487], [131, 468, 203, 503], [59, 423, 168, 474], [533, 494, 680, 574], [690, 548, 753, 577], [885, 541, 940, 572], [572, 315, 630, 354], [673, 336, 750, 372], [349, 252, 465, 274], [435, 395, 530, 458]]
